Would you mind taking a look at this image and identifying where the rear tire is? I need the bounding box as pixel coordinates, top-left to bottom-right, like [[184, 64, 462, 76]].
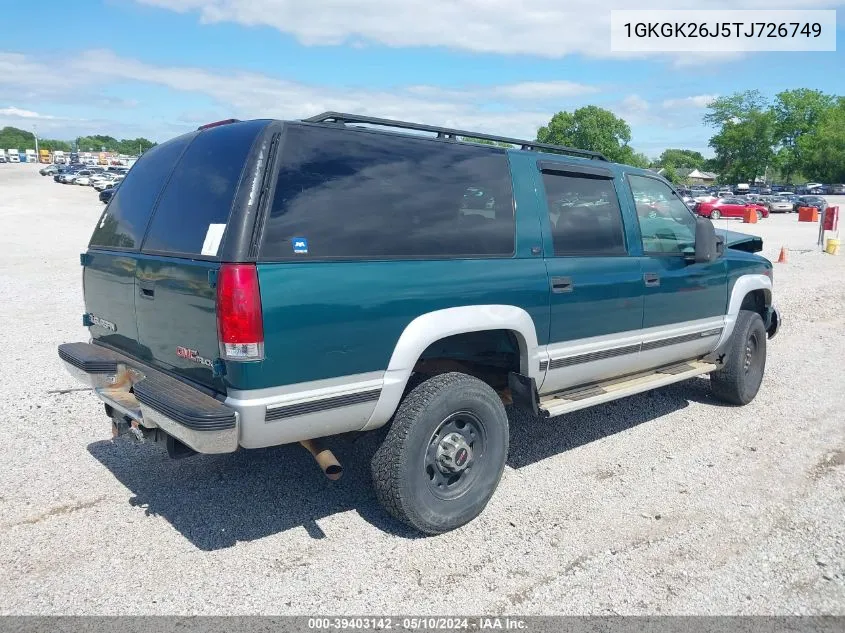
[[710, 209, 721, 220], [710, 310, 767, 405], [371, 372, 509, 535], [756, 210, 763, 221]]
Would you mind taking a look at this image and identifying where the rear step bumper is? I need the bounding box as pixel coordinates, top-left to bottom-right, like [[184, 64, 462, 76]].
[[58, 342, 237, 454]]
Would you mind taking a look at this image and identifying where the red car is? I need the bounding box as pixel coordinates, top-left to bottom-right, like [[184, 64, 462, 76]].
[[694, 197, 769, 221]]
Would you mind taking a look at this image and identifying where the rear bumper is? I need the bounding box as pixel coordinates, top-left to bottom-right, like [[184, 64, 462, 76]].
[[58, 342, 238, 454]]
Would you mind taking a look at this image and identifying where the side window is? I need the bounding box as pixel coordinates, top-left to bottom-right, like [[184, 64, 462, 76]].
[[260, 125, 515, 260], [540, 171, 626, 256], [142, 120, 266, 257], [628, 174, 696, 256], [88, 135, 192, 250]]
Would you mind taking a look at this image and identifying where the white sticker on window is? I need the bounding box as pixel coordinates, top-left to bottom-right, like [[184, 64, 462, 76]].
[[201, 223, 226, 256]]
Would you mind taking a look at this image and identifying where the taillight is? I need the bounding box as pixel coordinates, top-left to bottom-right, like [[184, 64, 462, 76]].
[[216, 263, 264, 361]]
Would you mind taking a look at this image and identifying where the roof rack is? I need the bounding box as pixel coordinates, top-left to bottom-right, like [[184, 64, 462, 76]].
[[301, 111, 608, 162]]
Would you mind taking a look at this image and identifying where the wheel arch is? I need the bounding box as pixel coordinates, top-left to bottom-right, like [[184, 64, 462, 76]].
[[361, 305, 540, 431], [713, 273, 772, 353]]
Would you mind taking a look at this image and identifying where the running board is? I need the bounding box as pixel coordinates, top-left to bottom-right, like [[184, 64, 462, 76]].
[[539, 361, 717, 419]]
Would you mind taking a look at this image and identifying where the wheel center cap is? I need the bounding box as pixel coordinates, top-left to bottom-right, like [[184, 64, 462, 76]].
[[436, 432, 473, 474]]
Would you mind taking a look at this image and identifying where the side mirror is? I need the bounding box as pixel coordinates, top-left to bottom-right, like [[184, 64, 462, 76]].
[[688, 216, 720, 263]]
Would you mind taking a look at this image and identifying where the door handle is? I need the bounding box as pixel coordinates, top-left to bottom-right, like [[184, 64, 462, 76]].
[[138, 279, 155, 299], [551, 276, 573, 293], [643, 273, 660, 287]]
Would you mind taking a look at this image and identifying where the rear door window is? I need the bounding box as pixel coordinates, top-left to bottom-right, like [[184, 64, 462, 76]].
[[141, 120, 267, 257], [89, 136, 192, 250], [539, 171, 626, 256], [260, 124, 515, 260]]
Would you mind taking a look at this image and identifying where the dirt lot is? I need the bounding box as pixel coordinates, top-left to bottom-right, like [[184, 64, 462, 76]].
[[1, 164, 844, 615]]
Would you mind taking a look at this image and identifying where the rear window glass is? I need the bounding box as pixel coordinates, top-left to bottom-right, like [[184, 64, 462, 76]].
[[260, 124, 515, 260], [141, 120, 266, 257], [89, 136, 191, 249]]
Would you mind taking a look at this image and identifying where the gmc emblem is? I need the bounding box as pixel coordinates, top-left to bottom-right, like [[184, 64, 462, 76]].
[[175, 346, 214, 367]]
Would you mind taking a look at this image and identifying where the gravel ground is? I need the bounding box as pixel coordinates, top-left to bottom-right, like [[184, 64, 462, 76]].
[[1, 164, 844, 615]]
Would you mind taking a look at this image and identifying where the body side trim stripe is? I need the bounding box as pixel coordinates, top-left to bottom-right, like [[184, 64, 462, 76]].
[[266, 388, 382, 421], [640, 328, 722, 352], [545, 321, 725, 368], [548, 343, 641, 369]]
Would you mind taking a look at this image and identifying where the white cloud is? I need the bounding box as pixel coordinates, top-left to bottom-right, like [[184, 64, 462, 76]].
[[662, 94, 718, 109], [0, 106, 53, 119], [0, 48, 723, 157], [135, 0, 841, 59], [0, 49, 596, 140]]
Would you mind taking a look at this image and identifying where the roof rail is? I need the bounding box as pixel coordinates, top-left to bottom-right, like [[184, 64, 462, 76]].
[[301, 111, 608, 161]]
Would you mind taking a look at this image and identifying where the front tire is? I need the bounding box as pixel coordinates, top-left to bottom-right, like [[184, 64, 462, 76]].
[[710, 310, 767, 405], [371, 372, 509, 535], [756, 210, 763, 221], [710, 209, 721, 220]]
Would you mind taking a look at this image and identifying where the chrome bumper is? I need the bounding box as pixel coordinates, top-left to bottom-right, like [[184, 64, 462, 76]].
[[59, 347, 238, 455]]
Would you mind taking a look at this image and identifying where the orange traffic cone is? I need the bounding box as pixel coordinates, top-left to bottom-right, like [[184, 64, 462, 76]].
[[776, 246, 788, 264]]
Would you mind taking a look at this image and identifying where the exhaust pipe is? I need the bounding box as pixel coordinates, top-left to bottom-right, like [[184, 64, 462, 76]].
[[300, 439, 343, 480]]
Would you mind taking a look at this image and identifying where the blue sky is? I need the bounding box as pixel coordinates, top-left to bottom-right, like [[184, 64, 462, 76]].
[[0, 0, 842, 158]]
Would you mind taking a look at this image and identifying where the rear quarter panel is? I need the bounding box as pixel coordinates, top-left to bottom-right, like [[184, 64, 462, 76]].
[[232, 259, 549, 390]]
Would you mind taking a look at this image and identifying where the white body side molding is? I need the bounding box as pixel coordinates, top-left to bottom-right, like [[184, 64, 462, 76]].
[[714, 274, 773, 352], [361, 305, 540, 431]]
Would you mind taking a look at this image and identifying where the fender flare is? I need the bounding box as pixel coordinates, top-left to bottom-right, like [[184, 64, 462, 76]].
[[714, 274, 772, 351], [360, 305, 540, 431]]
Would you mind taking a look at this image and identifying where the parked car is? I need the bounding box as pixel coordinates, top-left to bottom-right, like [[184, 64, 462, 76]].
[[61, 169, 93, 184], [98, 183, 120, 203], [39, 164, 59, 176], [679, 194, 695, 208], [694, 197, 769, 221], [765, 196, 794, 213], [57, 114, 780, 535], [55, 165, 85, 182], [793, 195, 828, 213], [829, 184, 845, 195], [93, 175, 123, 191], [90, 172, 116, 187]]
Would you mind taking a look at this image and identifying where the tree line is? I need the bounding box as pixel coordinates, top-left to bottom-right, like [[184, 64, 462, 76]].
[[0, 127, 155, 155], [534, 89, 843, 185]]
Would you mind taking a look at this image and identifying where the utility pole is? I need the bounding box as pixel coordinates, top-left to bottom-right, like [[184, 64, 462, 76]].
[[32, 126, 38, 165]]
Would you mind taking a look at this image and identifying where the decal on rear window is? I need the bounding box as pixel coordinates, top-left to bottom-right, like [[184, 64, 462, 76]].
[[201, 223, 226, 256], [292, 237, 309, 254]]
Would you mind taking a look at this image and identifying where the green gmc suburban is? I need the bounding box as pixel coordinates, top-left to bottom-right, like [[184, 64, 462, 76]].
[[59, 112, 781, 534]]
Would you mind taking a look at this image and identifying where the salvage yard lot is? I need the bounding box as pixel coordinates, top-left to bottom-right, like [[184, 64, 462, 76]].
[[0, 164, 844, 615]]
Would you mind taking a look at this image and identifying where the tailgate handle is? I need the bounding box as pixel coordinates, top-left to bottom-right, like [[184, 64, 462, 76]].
[[138, 280, 155, 299]]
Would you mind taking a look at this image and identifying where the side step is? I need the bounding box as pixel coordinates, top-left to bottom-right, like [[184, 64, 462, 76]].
[[539, 360, 717, 419]]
